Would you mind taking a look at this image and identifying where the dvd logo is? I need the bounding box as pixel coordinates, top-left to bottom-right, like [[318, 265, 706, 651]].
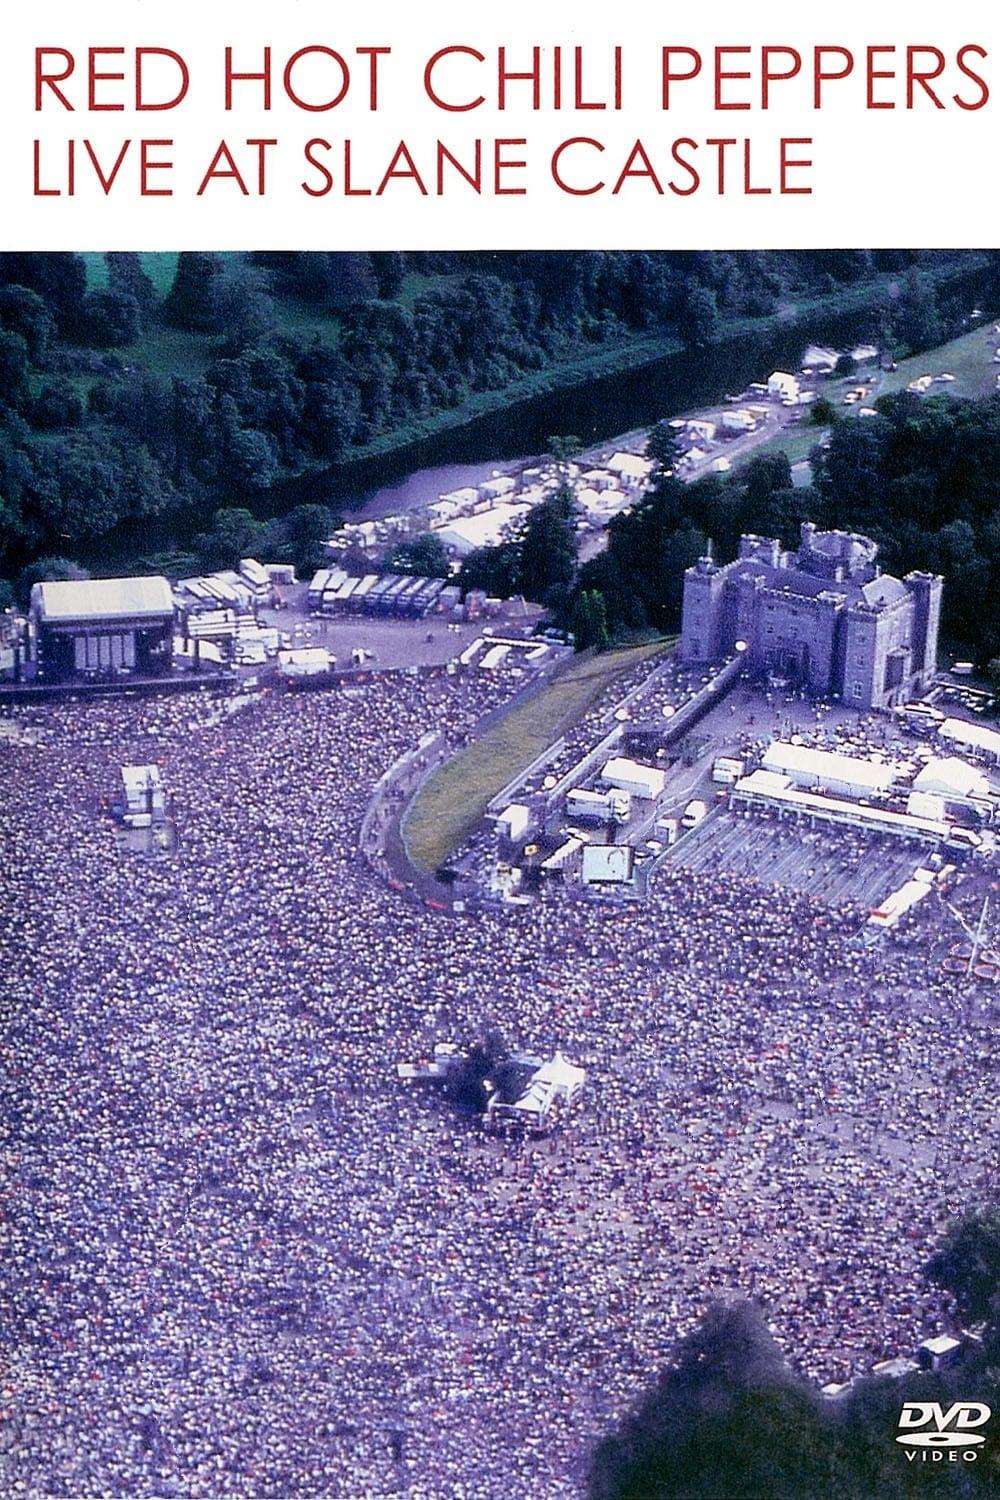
[[896, 1402, 991, 1449]]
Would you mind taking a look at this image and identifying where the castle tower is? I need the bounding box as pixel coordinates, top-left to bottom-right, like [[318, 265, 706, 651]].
[[904, 571, 944, 693], [680, 553, 726, 663]]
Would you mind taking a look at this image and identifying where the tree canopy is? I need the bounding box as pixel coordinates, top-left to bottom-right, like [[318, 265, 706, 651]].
[[927, 1209, 1000, 1325], [386, 531, 452, 580], [549, 393, 1000, 663], [0, 249, 995, 632], [591, 1273, 1000, 1500]]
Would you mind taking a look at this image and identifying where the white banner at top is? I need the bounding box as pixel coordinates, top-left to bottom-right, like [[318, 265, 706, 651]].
[[1, 0, 996, 249]]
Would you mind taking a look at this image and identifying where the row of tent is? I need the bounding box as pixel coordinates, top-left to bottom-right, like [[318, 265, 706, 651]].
[[307, 569, 462, 619]]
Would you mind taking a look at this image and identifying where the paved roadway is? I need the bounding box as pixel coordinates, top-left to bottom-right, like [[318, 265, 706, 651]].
[[255, 584, 538, 673]]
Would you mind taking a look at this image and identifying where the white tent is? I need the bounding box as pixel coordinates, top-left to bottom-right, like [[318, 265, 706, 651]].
[[939, 717, 1000, 762], [762, 742, 900, 799], [913, 756, 989, 801], [436, 503, 530, 557], [606, 452, 653, 487]]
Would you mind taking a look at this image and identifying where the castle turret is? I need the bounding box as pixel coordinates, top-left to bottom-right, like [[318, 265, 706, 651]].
[[677, 521, 940, 708], [739, 534, 783, 567], [904, 570, 944, 692], [680, 553, 726, 662]]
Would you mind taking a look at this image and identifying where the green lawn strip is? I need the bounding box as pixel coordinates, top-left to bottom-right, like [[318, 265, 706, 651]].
[[119, 327, 221, 381], [140, 253, 184, 296], [735, 427, 824, 471], [79, 253, 110, 290], [402, 640, 669, 872]]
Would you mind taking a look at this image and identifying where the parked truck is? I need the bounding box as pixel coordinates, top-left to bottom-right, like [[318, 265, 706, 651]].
[[540, 835, 585, 878], [681, 798, 709, 829], [307, 569, 332, 610], [497, 803, 533, 844], [654, 815, 680, 846], [712, 756, 745, 786], [566, 787, 632, 825]]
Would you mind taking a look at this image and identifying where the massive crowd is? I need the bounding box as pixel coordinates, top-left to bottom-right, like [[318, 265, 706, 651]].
[[3, 665, 1000, 1499], [517, 654, 706, 800]]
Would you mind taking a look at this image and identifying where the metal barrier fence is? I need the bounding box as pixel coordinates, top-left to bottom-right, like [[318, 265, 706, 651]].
[[359, 730, 448, 866]]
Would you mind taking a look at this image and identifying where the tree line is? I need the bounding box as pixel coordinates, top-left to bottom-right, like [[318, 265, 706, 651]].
[[0, 249, 983, 596]]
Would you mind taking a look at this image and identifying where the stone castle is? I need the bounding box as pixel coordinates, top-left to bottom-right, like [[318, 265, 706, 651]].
[[680, 523, 942, 710]]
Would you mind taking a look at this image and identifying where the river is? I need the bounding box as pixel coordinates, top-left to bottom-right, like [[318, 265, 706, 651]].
[[287, 296, 953, 520], [74, 257, 997, 569], [347, 459, 533, 521]]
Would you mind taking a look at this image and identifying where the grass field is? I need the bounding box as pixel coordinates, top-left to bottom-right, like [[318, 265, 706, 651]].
[[402, 640, 670, 872], [879, 323, 1000, 401], [81, 252, 224, 381], [732, 317, 1000, 480], [740, 426, 823, 471], [81, 251, 182, 295]]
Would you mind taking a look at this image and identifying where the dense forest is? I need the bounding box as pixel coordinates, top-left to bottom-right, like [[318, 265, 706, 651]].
[[589, 1208, 1000, 1500], [0, 248, 990, 603]]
